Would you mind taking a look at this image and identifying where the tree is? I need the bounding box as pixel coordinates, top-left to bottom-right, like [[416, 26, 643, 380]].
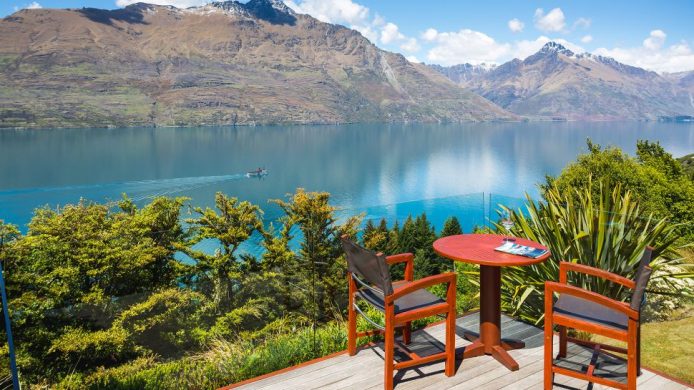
[[271, 189, 361, 321], [440, 216, 463, 237], [546, 139, 694, 241], [181, 192, 264, 313]]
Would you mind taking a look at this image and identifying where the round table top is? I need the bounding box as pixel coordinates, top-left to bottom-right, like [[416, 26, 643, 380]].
[[433, 234, 550, 267]]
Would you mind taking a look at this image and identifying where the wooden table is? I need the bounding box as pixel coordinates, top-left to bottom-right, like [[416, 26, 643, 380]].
[[433, 234, 550, 371]]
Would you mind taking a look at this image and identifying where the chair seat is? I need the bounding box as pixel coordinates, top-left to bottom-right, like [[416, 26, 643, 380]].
[[357, 281, 445, 315], [554, 294, 628, 331]]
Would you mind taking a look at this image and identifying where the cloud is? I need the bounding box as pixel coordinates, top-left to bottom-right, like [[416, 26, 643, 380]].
[[380, 22, 402, 44], [594, 30, 694, 73], [534, 8, 565, 33], [284, 0, 369, 27], [405, 55, 420, 63], [581, 35, 593, 43], [508, 18, 524, 33], [400, 38, 420, 52], [14, 1, 42, 10], [115, 0, 207, 7], [573, 17, 591, 29], [643, 29, 666, 50], [423, 28, 512, 65], [287, 0, 419, 52]]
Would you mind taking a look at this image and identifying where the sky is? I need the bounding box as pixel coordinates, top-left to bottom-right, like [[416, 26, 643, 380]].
[[4, 0, 694, 73]]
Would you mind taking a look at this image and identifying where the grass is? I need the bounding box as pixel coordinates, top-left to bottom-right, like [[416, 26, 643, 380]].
[[591, 315, 694, 385]]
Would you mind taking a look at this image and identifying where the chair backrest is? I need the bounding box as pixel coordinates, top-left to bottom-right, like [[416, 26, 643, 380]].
[[630, 247, 653, 311], [341, 237, 393, 296]]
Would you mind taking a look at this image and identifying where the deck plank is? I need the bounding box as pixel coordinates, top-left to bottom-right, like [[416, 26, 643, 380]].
[[232, 312, 690, 390]]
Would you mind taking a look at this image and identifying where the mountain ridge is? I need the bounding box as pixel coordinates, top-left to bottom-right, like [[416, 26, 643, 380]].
[[430, 42, 694, 120], [0, 0, 514, 129]]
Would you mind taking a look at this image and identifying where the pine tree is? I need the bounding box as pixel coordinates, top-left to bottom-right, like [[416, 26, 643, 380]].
[[440, 216, 463, 237]]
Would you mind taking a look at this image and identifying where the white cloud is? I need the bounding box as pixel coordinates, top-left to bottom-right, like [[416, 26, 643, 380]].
[[285, 0, 369, 27], [116, 0, 207, 7], [424, 29, 512, 65], [594, 30, 694, 73], [421, 26, 586, 66], [534, 8, 565, 33], [287, 0, 419, 53], [508, 18, 524, 33], [405, 55, 420, 63], [422, 28, 439, 42], [380, 22, 403, 44], [573, 17, 591, 29], [643, 29, 666, 50], [26, 1, 42, 9], [400, 38, 420, 53], [581, 35, 593, 43]]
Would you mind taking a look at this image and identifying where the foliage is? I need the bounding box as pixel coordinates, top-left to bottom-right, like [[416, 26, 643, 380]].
[[545, 140, 694, 241], [270, 189, 361, 321], [179, 192, 264, 313], [499, 180, 691, 324]]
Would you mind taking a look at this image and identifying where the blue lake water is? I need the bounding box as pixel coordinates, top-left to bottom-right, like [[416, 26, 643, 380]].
[[1, 122, 693, 251]]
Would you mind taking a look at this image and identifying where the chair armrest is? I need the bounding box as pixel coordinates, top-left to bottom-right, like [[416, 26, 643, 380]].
[[545, 281, 639, 320], [388, 272, 456, 302], [559, 262, 636, 289], [386, 253, 414, 281]]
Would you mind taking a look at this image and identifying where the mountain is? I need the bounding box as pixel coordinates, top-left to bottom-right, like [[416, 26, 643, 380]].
[[0, 0, 513, 128], [432, 42, 694, 120], [426, 63, 496, 84]]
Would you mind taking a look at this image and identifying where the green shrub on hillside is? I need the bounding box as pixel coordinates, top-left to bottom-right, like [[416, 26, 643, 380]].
[[546, 140, 694, 241]]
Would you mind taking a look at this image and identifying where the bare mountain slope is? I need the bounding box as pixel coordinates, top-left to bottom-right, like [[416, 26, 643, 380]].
[[431, 42, 694, 120], [0, 0, 513, 128]]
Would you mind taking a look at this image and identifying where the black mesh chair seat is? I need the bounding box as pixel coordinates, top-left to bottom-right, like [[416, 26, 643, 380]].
[[554, 294, 628, 331], [357, 282, 445, 315]]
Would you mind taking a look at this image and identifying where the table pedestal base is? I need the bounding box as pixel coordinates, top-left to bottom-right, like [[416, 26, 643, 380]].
[[456, 265, 524, 371]]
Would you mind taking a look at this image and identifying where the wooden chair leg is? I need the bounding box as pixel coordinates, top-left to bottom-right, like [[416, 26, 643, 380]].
[[384, 306, 395, 390], [544, 293, 554, 390], [445, 309, 455, 376], [558, 325, 567, 358], [636, 323, 642, 376], [627, 321, 638, 390], [347, 276, 357, 356], [403, 321, 412, 345]]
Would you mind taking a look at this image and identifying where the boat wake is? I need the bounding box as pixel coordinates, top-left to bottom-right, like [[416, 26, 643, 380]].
[[0, 173, 249, 205]]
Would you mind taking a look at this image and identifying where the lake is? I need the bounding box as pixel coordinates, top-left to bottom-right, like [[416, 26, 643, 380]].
[[1, 122, 693, 247]]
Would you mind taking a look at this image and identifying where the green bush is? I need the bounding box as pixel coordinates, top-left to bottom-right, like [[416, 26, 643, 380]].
[[546, 140, 694, 241], [498, 180, 691, 324]]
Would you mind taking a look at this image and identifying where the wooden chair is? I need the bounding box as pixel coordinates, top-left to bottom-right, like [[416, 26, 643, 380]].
[[341, 237, 457, 390], [544, 248, 653, 390]]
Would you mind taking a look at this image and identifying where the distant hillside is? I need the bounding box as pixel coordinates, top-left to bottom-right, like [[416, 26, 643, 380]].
[[430, 42, 694, 120], [0, 0, 514, 129]]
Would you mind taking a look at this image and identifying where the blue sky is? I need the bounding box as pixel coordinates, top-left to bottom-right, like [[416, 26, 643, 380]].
[[4, 0, 694, 72]]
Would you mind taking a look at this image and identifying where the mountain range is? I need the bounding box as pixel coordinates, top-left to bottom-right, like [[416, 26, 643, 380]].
[[0, 0, 512, 128], [429, 42, 694, 121], [0, 0, 692, 128]]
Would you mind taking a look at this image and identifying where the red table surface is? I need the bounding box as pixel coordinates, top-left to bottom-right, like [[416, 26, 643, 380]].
[[433, 234, 551, 267]]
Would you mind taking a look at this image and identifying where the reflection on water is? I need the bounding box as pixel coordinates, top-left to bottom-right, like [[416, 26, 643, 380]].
[[1, 122, 693, 233]]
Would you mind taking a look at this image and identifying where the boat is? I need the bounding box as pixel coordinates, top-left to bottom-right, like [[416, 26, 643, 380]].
[[246, 168, 268, 178]]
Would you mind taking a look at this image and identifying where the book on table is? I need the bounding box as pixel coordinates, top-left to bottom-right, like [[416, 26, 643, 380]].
[[494, 241, 548, 259]]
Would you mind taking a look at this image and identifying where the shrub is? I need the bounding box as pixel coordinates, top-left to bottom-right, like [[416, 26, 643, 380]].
[[499, 180, 691, 324]]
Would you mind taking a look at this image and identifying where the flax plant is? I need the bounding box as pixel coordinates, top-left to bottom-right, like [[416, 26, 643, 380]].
[[497, 181, 692, 324]]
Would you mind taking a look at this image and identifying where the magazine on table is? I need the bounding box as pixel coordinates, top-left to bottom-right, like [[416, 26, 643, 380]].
[[494, 241, 548, 259]]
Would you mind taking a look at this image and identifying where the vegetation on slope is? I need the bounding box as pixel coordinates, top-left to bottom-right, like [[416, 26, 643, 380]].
[[0, 140, 692, 388]]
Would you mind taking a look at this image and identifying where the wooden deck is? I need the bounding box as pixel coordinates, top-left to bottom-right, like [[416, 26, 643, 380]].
[[231, 312, 691, 390]]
